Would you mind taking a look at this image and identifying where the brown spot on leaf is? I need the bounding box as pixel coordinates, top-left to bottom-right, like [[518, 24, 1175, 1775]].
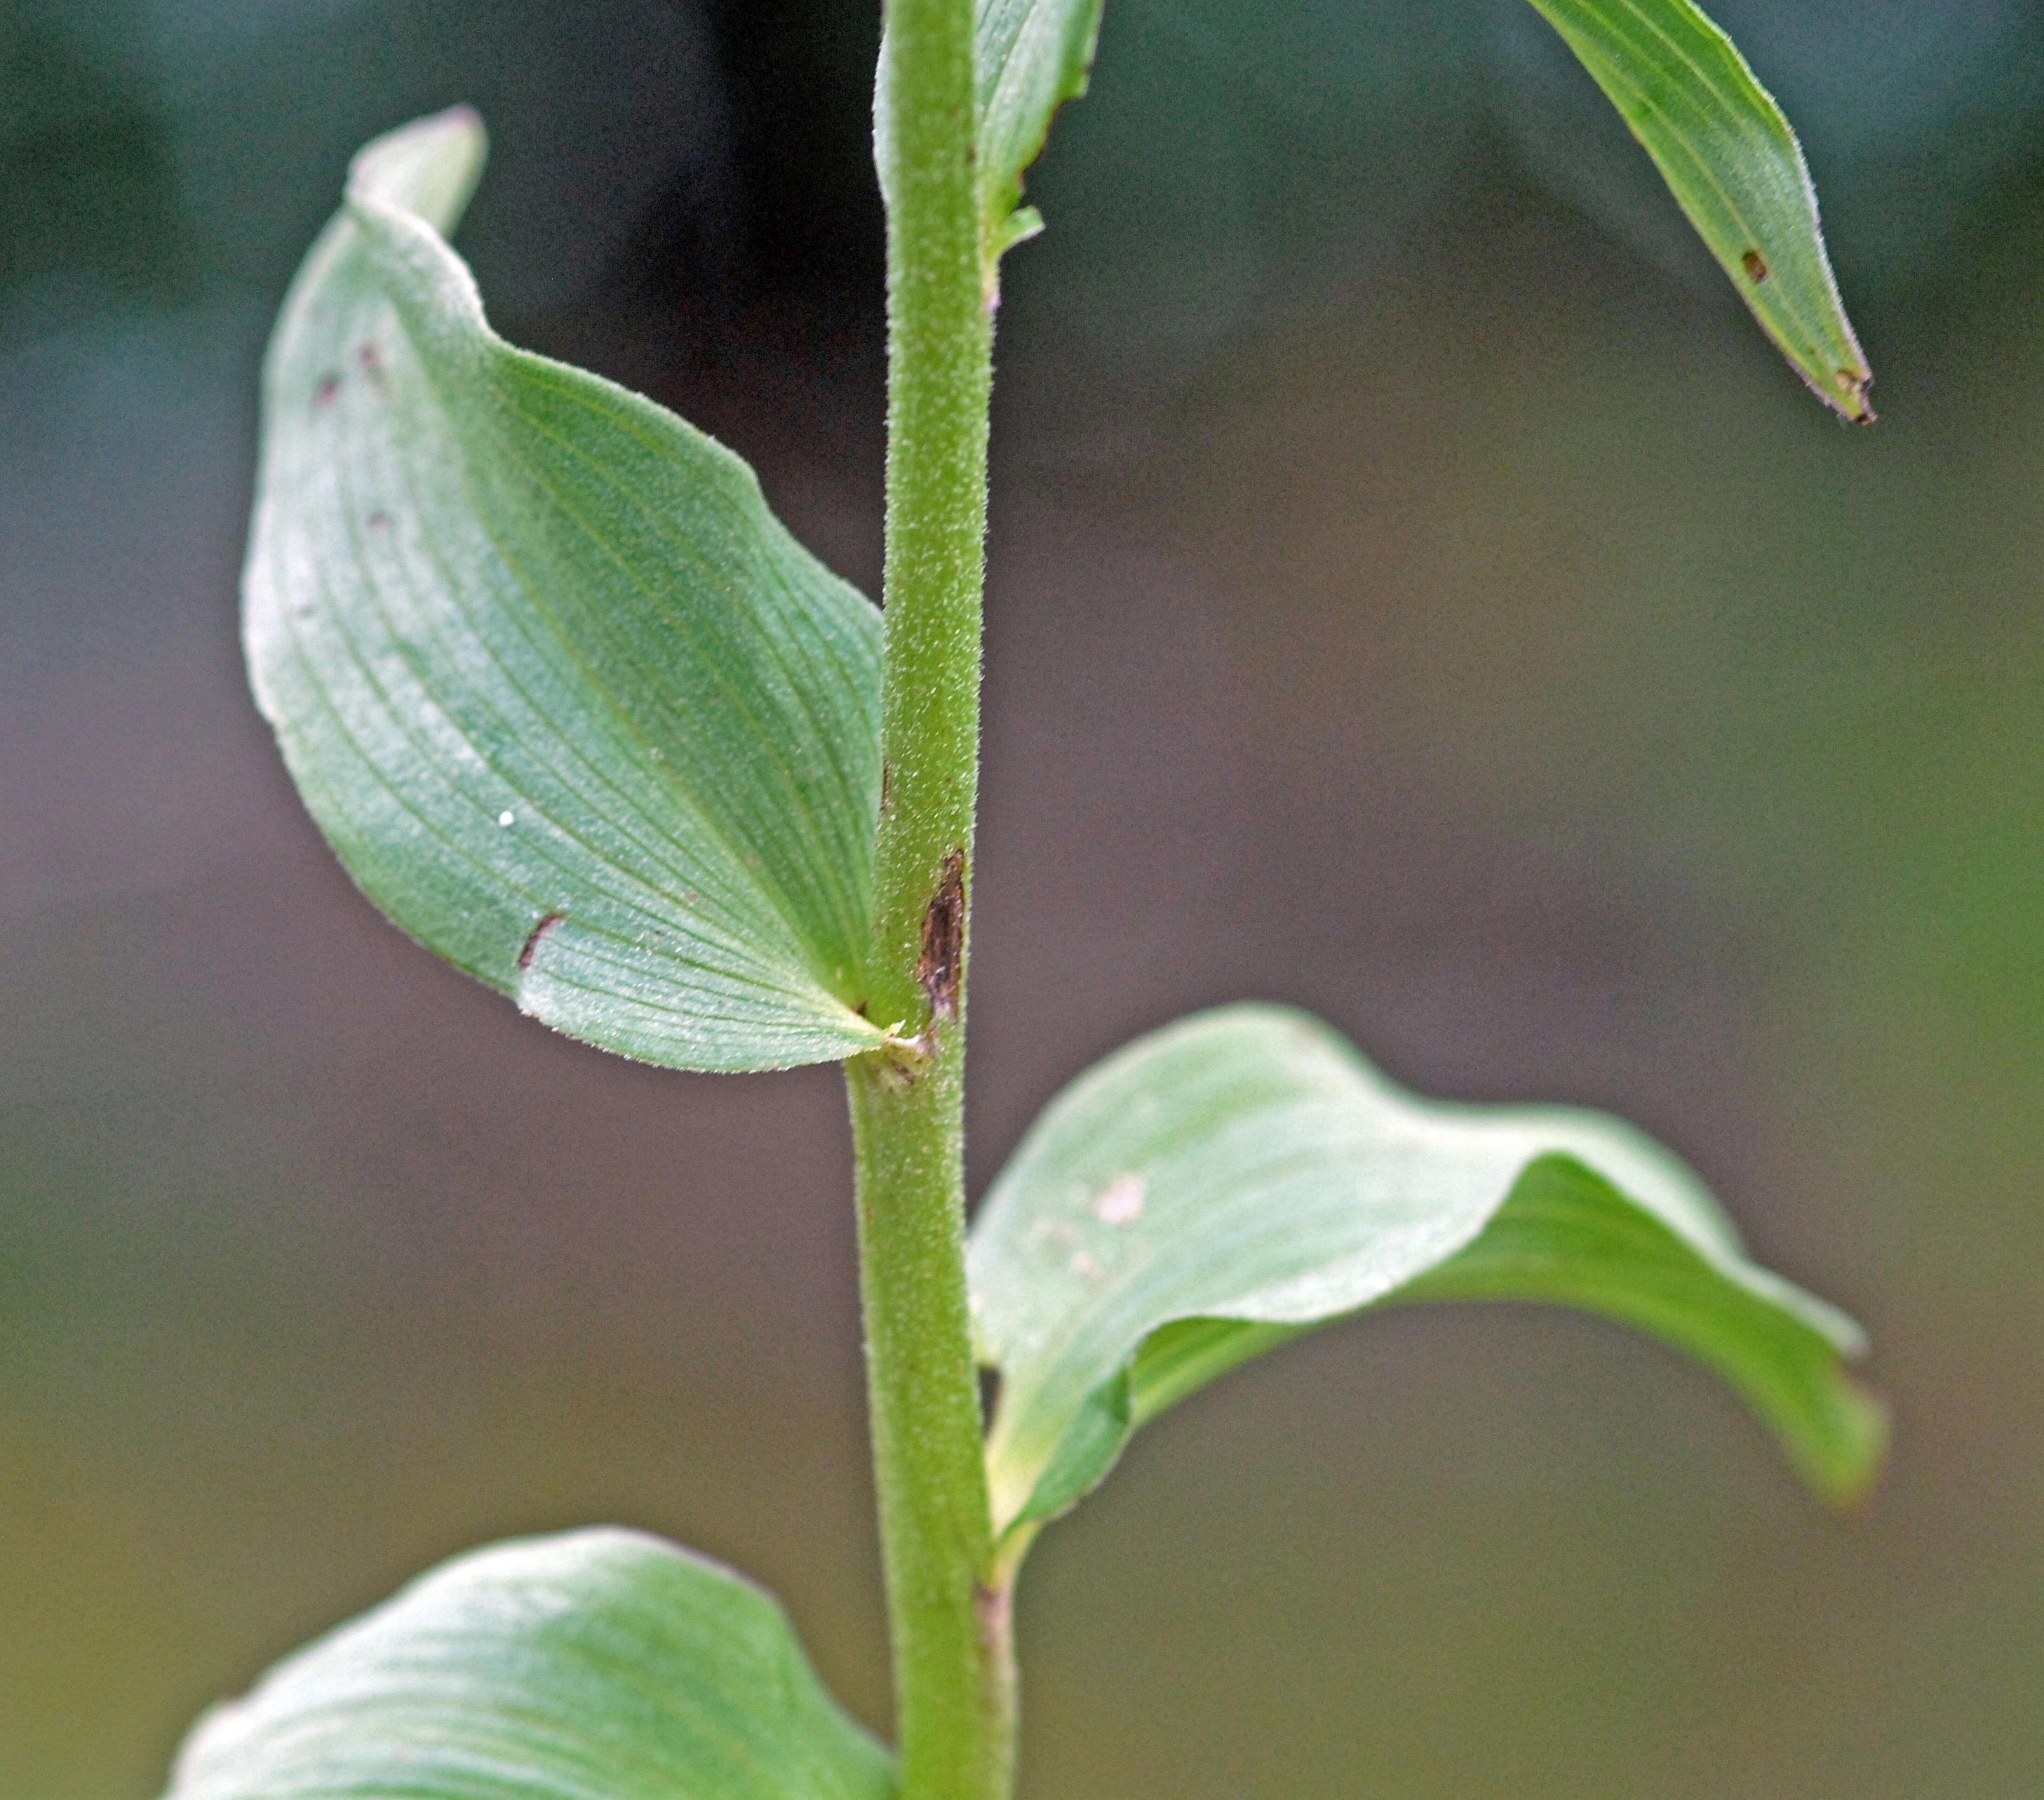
[[366, 509, 389, 531], [314, 373, 340, 405], [1741, 249, 1768, 283], [517, 911, 565, 972], [917, 849, 967, 1021]]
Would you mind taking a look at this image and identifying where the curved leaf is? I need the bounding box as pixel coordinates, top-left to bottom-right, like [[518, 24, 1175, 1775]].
[[969, 1005, 1884, 1540], [975, 0, 1105, 267], [1521, 0, 1873, 420], [164, 1529, 895, 1800], [247, 110, 889, 1072]]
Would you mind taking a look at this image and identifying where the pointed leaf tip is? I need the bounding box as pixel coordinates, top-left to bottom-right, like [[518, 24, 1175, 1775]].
[[347, 107, 488, 234], [1520, 0, 1874, 419]]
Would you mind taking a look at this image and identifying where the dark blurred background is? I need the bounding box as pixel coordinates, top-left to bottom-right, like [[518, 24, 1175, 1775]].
[[4, 1, 2040, 1794]]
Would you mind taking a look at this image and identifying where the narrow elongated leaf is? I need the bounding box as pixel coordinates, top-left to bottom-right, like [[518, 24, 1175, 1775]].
[[970, 1005, 1884, 1539], [1521, 0, 1873, 420], [248, 110, 889, 1071], [974, 0, 1105, 265], [165, 1529, 895, 1800]]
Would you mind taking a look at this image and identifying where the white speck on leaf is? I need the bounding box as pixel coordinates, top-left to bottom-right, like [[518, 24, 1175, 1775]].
[[498, 810, 515, 827], [1093, 1174, 1145, 1225]]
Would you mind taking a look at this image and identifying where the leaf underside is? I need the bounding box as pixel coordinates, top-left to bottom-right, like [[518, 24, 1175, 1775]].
[[164, 1529, 896, 1800], [969, 1005, 1885, 1538], [974, 0, 1106, 267], [247, 109, 888, 1073], [1522, 0, 1873, 419]]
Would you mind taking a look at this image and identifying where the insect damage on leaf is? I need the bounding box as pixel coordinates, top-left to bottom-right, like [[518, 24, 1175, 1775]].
[[918, 849, 967, 1022], [1741, 249, 1769, 283], [246, 108, 892, 1073], [517, 911, 565, 974]]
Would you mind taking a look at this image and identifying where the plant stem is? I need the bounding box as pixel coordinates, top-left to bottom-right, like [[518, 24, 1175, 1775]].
[[848, 1067, 1011, 1800], [852, 1, 1007, 1799]]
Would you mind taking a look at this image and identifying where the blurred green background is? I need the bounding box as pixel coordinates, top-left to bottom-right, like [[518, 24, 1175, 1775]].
[[4, 1, 2040, 1794]]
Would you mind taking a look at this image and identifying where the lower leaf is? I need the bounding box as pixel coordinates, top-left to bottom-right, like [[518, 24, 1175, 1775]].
[[164, 1528, 896, 1800]]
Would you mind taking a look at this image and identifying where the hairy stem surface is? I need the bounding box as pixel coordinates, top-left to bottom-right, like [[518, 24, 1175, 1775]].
[[852, 1, 1007, 1798]]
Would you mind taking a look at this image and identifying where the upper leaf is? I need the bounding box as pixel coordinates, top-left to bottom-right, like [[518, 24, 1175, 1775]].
[[164, 1528, 896, 1800], [1521, 0, 1873, 420], [974, 0, 1105, 268], [247, 110, 889, 1072], [969, 1005, 1885, 1540]]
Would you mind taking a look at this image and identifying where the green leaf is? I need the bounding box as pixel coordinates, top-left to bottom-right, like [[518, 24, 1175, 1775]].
[[247, 109, 889, 1072], [969, 1005, 1885, 1540], [974, 0, 1105, 271], [164, 1529, 896, 1800], [1520, 0, 1874, 421]]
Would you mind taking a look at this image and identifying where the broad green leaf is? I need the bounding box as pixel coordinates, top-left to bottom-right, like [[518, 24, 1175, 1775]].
[[974, 0, 1105, 268], [969, 1005, 1884, 1539], [1521, 0, 1873, 420], [164, 1529, 896, 1800], [247, 109, 889, 1072]]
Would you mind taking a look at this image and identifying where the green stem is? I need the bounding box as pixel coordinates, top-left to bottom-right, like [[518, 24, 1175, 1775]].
[[852, 2, 1007, 1799], [848, 1066, 1011, 1800]]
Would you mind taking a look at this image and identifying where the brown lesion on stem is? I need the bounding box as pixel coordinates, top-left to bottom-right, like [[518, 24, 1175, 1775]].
[[917, 847, 967, 1023], [870, 848, 967, 1086], [973, 1573, 1018, 1792], [974, 1578, 1012, 1660]]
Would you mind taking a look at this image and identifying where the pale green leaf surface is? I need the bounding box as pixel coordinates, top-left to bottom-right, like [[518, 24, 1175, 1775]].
[[1522, 0, 1873, 419], [970, 1005, 1883, 1538], [248, 109, 889, 1071], [974, 0, 1104, 267], [164, 1529, 896, 1800]]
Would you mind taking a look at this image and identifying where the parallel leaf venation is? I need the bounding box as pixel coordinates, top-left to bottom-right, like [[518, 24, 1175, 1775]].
[[166, 1530, 898, 1800], [1523, 0, 1871, 418], [969, 1005, 1882, 1537], [246, 110, 889, 1071]]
